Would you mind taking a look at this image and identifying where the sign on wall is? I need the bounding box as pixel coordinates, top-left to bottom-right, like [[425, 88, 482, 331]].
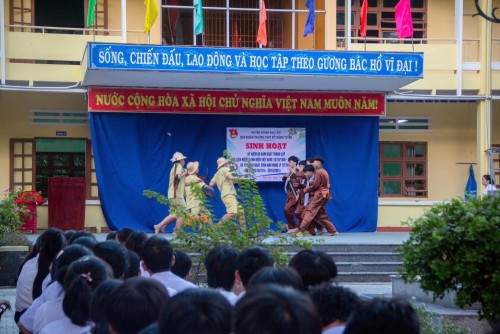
[[88, 88, 386, 116], [87, 43, 424, 78], [226, 127, 306, 182]]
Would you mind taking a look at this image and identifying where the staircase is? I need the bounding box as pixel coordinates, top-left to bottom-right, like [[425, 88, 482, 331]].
[[282, 243, 403, 283]]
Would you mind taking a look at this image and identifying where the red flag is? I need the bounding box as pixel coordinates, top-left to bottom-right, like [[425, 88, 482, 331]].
[[256, 0, 267, 46], [360, 0, 368, 37], [233, 21, 239, 47], [395, 0, 414, 38]]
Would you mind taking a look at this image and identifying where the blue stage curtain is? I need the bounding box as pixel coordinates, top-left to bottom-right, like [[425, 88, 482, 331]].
[[89, 113, 379, 232]]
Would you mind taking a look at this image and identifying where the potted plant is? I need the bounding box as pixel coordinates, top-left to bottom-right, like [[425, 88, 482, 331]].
[[0, 190, 33, 286]]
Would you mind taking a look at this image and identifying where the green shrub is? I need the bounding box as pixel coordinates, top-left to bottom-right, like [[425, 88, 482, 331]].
[[0, 232, 33, 248], [400, 196, 500, 326], [0, 190, 25, 239], [413, 302, 470, 334]]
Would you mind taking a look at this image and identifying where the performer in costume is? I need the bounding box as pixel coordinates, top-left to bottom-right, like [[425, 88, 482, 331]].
[[185, 161, 214, 221], [290, 156, 338, 236], [209, 157, 243, 225], [154, 152, 188, 235], [283, 156, 303, 232]]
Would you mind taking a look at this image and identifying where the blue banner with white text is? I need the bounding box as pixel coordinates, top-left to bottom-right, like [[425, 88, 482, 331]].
[[87, 43, 423, 78]]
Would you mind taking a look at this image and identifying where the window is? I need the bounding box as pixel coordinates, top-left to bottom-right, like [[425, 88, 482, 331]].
[[336, 0, 426, 45], [161, 0, 326, 49], [379, 116, 430, 132], [379, 142, 427, 197]]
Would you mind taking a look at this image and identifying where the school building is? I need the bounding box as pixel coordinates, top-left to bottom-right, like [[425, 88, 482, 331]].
[[0, 0, 498, 232]]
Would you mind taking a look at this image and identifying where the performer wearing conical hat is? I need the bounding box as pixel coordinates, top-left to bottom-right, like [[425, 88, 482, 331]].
[[209, 157, 243, 225], [185, 161, 214, 222], [154, 152, 188, 235]]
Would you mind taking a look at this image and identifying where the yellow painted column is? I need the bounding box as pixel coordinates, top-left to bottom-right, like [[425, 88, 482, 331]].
[[477, 0, 492, 185], [151, 0, 162, 45], [324, 0, 337, 50]]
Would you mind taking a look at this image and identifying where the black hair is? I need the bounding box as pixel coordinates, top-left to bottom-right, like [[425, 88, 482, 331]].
[[123, 250, 140, 279], [32, 228, 66, 299], [171, 250, 193, 280], [68, 231, 96, 245], [63, 230, 76, 243], [116, 227, 135, 244], [204, 246, 239, 291], [93, 240, 129, 279], [344, 298, 420, 334], [234, 247, 274, 288], [483, 174, 495, 185], [62, 256, 112, 327], [106, 231, 118, 241], [309, 284, 361, 326], [288, 250, 337, 289], [233, 284, 322, 334], [247, 267, 304, 291], [124, 230, 149, 259], [159, 288, 232, 334], [105, 277, 169, 334], [71, 236, 98, 251], [90, 279, 122, 324], [53, 244, 93, 285], [298, 160, 307, 166], [303, 165, 315, 173], [141, 236, 174, 273], [288, 156, 299, 164]]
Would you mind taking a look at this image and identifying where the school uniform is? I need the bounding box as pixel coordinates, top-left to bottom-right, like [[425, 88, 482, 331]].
[[33, 296, 64, 334], [150, 270, 197, 295], [15, 255, 39, 322], [299, 167, 338, 234], [38, 316, 92, 334]]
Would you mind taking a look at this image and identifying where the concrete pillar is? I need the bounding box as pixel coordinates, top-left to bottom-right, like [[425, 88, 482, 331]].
[[477, 0, 493, 185]]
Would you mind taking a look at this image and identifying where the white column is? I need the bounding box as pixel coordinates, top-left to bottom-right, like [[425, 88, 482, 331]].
[[121, 0, 127, 43], [1, 0, 6, 84], [346, 0, 351, 51], [455, 0, 463, 96]]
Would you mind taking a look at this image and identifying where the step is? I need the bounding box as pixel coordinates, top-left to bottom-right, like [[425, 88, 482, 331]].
[[329, 252, 402, 262], [336, 262, 402, 273], [336, 272, 397, 283], [278, 243, 402, 253]]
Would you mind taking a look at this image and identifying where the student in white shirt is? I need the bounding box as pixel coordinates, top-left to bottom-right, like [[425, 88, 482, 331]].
[[18, 245, 92, 334], [38, 256, 112, 334], [204, 246, 240, 305], [482, 174, 498, 197], [142, 236, 197, 294]]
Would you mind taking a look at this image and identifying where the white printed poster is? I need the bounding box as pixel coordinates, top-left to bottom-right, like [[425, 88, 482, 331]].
[[226, 127, 306, 182]]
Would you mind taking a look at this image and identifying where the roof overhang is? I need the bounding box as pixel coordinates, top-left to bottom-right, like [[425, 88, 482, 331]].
[[82, 43, 424, 93]]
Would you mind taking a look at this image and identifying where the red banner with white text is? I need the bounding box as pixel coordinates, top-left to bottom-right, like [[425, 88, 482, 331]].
[[88, 88, 385, 116]]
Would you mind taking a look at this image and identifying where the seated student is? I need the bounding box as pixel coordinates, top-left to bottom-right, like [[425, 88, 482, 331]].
[[141, 236, 196, 294], [18, 245, 92, 334], [68, 231, 96, 245], [344, 298, 420, 334], [90, 280, 122, 334], [116, 227, 134, 245], [38, 256, 112, 334], [106, 231, 118, 241], [124, 230, 149, 277], [171, 250, 192, 281], [234, 284, 322, 334], [15, 228, 65, 324], [204, 246, 240, 305], [309, 284, 361, 334], [106, 277, 169, 334], [93, 241, 129, 280], [123, 250, 141, 279], [71, 236, 98, 251], [246, 267, 304, 292], [288, 250, 337, 289], [233, 247, 275, 297], [159, 289, 232, 334]]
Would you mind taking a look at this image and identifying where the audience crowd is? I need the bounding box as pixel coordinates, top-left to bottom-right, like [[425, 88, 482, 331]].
[[10, 227, 431, 334]]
